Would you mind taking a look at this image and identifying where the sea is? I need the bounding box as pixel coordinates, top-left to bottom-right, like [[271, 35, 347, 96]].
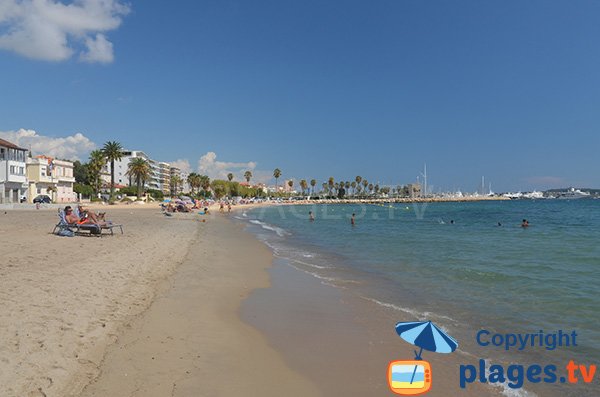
[[236, 199, 599, 396]]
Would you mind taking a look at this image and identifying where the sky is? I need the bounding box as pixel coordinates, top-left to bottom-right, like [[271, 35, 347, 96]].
[[1, 0, 599, 192]]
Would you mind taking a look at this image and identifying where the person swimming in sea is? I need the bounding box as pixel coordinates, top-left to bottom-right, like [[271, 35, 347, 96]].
[[521, 219, 529, 228], [351, 213, 355, 226], [309, 211, 314, 221]]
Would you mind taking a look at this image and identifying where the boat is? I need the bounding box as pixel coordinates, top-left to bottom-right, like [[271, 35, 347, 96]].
[[556, 188, 591, 199]]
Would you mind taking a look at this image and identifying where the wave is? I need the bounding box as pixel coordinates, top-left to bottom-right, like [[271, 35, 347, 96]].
[[361, 297, 457, 324], [248, 219, 290, 237]]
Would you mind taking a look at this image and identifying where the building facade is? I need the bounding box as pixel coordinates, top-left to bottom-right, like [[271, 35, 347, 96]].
[[26, 156, 76, 203], [0, 138, 28, 204]]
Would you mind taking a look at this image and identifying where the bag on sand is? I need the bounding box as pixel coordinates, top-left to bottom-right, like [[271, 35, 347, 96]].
[[57, 228, 75, 237]]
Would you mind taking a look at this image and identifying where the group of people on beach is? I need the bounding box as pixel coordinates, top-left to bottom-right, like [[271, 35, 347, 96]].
[[64, 205, 108, 227]]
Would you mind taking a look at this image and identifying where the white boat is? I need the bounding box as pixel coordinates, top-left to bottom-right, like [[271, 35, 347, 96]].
[[557, 188, 591, 199], [523, 191, 545, 199]]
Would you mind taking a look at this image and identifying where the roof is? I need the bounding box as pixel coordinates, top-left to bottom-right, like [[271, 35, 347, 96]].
[[0, 138, 27, 151]]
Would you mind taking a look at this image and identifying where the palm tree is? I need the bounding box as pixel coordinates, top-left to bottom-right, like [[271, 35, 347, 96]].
[[273, 168, 281, 191], [187, 173, 198, 194], [310, 179, 316, 195], [287, 180, 294, 192], [345, 181, 350, 195], [368, 183, 374, 194], [351, 181, 357, 196], [299, 179, 308, 196], [200, 175, 211, 195], [88, 150, 106, 195], [328, 177, 335, 196], [355, 176, 362, 187], [170, 174, 182, 196], [362, 179, 368, 196], [101, 141, 124, 200], [244, 170, 252, 183], [227, 172, 234, 182], [126, 157, 151, 199]]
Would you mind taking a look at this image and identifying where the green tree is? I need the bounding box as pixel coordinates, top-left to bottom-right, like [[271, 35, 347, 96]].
[[170, 174, 182, 196], [88, 150, 106, 195], [351, 181, 357, 196], [310, 179, 316, 195], [101, 141, 124, 200], [244, 170, 252, 183], [287, 179, 294, 192], [273, 168, 281, 191], [187, 173, 201, 195], [328, 177, 335, 196], [362, 179, 369, 196], [299, 179, 308, 196], [73, 160, 89, 184], [126, 157, 151, 199]]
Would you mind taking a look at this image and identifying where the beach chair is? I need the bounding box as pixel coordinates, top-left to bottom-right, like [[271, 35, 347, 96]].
[[52, 208, 101, 237], [52, 209, 123, 237], [74, 207, 124, 236]]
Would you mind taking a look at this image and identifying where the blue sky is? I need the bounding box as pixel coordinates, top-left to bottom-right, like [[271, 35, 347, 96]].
[[1, 0, 599, 191]]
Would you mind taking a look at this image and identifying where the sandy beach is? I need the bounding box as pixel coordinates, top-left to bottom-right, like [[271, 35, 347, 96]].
[[0, 205, 319, 397], [2, 203, 507, 397]]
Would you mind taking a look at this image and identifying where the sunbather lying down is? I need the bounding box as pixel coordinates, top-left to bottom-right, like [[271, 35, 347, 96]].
[[64, 205, 108, 226]]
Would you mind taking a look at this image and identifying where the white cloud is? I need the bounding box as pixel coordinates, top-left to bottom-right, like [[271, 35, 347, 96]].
[[0, 0, 129, 63], [80, 33, 113, 63], [196, 151, 269, 182], [0, 128, 96, 160]]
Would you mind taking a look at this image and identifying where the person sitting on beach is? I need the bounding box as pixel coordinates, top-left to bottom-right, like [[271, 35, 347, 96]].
[[204, 207, 210, 215], [521, 219, 529, 228], [65, 206, 105, 226], [76, 205, 106, 224]]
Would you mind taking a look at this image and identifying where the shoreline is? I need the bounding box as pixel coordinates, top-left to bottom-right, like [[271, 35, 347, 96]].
[[78, 213, 320, 397]]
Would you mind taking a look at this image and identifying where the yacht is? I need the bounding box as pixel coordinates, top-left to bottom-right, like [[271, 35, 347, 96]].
[[557, 188, 591, 199]]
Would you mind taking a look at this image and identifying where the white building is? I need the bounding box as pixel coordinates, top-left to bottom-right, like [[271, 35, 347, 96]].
[[106, 150, 177, 194], [0, 138, 28, 203], [105, 150, 151, 189]]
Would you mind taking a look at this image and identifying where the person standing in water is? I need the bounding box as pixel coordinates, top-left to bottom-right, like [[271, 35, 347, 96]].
[[309, 211, 315, 221], [351, 213, 355, 226]]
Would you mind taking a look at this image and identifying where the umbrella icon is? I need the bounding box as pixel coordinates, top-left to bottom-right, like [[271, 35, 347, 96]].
[[395, 321, 458, 386]]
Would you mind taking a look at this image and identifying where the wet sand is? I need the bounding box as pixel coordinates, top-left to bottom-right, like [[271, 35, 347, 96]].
[[79, 214, 319, 397]]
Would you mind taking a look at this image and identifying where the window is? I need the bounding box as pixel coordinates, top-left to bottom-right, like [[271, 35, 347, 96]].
[[41, 167, 46, 177], [0, 148, 5, 160]]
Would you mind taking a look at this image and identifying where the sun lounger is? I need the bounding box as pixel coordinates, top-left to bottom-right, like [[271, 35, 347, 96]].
[[52, 209, 123, 237], [74, 207, 123, 235]]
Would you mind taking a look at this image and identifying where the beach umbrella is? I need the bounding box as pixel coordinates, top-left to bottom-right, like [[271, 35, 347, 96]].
[[395, 321, 458, 385], [395, 321, 457, 359]]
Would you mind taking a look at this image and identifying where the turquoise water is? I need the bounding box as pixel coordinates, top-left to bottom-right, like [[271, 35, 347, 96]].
[[240, 200, 599, 377]]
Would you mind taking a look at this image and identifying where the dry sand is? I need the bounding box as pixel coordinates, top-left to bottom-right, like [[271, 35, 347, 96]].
[[0, 205, 318, 397]]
